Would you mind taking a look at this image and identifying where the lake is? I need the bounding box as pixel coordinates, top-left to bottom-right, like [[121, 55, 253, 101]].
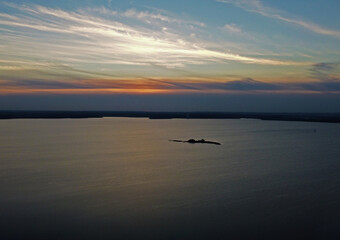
[[0, 118, 339, 239]]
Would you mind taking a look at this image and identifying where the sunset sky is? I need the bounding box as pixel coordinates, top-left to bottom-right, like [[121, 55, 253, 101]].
[[1, 0, 340, 111]]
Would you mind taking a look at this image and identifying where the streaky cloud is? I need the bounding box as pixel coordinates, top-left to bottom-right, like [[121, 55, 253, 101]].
[[0, 3, 304, 69], [217, 0, 340, 39], [309, 62, 340, 82], [122, 8, 205, 27], [222, 23, 242, 33], [219, 78, 282, 90]]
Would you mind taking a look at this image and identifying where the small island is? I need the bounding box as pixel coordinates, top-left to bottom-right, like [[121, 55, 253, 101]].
[[170, 139, 221, 145]]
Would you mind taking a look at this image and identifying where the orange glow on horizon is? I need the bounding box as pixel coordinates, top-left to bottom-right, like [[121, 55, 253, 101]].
[[1, 77, 338, 95], [0, 88, 174, 95], [0, 87, 331, 95]]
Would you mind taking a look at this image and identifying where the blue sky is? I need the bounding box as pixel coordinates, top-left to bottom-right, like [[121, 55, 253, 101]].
[[0, 0, 340, 111]]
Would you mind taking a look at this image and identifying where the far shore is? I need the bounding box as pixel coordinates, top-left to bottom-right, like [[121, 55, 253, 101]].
[[1, 111, 340, 123]]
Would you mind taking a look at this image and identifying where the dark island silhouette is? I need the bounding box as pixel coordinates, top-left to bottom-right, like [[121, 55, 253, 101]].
[[170, 139, 221, 145]]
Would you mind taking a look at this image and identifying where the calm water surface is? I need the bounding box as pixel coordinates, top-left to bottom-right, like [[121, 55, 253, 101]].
[[0, 118, 339, 239]]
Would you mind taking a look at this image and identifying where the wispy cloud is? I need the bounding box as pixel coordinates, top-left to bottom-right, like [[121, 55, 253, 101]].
[[0, 2, 303, 73], [222, 23, 241, 33], [309, 62, 340, 82], [122, 8, 205, 27], [217, 0, 340, 39]]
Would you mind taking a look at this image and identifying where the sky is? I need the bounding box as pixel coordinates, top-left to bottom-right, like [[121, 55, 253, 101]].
[[1, 0, 340, 112]]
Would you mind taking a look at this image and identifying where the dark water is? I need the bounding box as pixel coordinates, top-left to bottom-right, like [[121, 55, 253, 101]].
[[0, 118, 339, 239]]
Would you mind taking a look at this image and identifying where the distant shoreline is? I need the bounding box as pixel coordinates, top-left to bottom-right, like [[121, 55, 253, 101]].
[[1, 111, 340, 123]]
